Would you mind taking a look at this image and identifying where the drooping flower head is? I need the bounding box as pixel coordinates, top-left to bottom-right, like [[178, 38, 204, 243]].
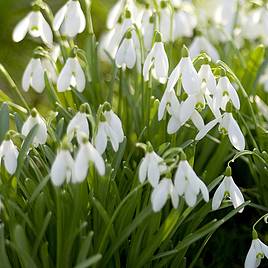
[[13, 5, 53, 45], [53, 0, 86, 38], [0, 133, 19, 175], [138, 142, 167, 187], [21, 108, 48, 147], [212, 166, 245, 212]]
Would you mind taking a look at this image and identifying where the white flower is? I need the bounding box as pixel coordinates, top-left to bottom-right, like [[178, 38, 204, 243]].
[[245, 238, 268, 268], [115, 32, 136, 70], [106, 0, 125, 29], [13, 10, 53, 45], [173, 9, 196, 40], [22, 58, 45, 93], [57, 57, 86, 92], [143, 37, 169, 84], [159, 2, 172, 42], [141, 8, 154, 51], [73, 138, 105, 182], [95, 110, 124, 154], [0, 139, 19, 175], [212, 176, 244, 212], [196, 112, 245, 151], [179, 64, 216, 124], [53, 0, 86, 38], [158, 88, 180, 121], [151, 178, 179, 212], [139, 150, 167, 187], [189, 36, 219, 62], [21, 110, 48, 147], [167, 51, 200, 95], [51, 148, 74, 186], [214, 76, 240, 111], [67, 111, 89, 143], [174, 160, 209, 207]]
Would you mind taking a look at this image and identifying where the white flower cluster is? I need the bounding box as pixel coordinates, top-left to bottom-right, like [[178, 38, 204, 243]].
[[13, 0, 87, 94], [158, 46, 245, 151], [51, 104, 125, 186], [139, 147, 209, 212]]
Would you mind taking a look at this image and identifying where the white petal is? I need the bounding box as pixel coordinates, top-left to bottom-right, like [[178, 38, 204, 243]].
[[143, 49, 154, 81], [2, 141, 18, 175], [212, 179, 225, 210], [166, 63, 181, 91], [227, 114, 245, 151], [86, 142, 105, 176], [126, 39, 136, 69], [185, 186, 197, 207], [260, 240, 268, 258], [138, 155, 149, 183], [195, 118, 219, 140], [95, 124, 108, 154], [40, 15, 53, 45], [245, 241, 258, 268], [228, 177, 245, 212], [167, 116, 181, 134], [22, 59, 34, 92], [151, 179, 169, 212], [228, 83, 240, 110], [12, 14, 30, 42], [169, 182, 179, 209], [57, 58, 72, 92], [51, 151, 71, 186], [174, 161, 187, 195], [73, 145, 89, 183], [180, 96, 196, 124], [36, 116, 48, 145], [31, 59, 45, 93], [53, 5, 67, 31], [191, 110, 204, 130], [107, 0, 123, 29], [74, 59, 86, 92], [148, 156, 160, 187]]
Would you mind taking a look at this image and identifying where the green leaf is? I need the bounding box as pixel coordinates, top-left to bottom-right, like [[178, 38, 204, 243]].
[[0, 102, 9, 143], [0, 224, 12, 268], [74, 254, 102, 268], [15, 124, 39, 178]]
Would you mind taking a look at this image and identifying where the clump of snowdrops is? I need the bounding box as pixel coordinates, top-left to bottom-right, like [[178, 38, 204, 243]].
[[0, 0, 268, 267]]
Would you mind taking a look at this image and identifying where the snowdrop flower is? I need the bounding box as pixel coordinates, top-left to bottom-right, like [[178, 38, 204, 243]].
[[151, 178, 179, 212], [143, 33, 169, 83], [53, 0, 86, 38], [95, 109, 124, 154], [115, 31, 136, 70], [106, 0, 125, 29], [57, 56, 86, 92], [158, 87, 180, 121], [73, 136, 105, 183], [139, 147, 167, 187], [214, 76, 240, 111], [173, 9, 196, 40], [22, 58, 45, 93], [159, 1, 172, 42], [189, 36, 219, 62], [245, 237, 268, 268], [0, 137, 19, 175], [212, 167, 244, 212], [51, 146, 74, 186], [179, 64, 217, 125], [196, 112, 245, 151], [13, 8, 53, 45], [67, 110, 89, 143], [21, 109, 48, 147], [167, 46, 200, 94], [142, 11, 154, 51], [174, 157, 209, 207]]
